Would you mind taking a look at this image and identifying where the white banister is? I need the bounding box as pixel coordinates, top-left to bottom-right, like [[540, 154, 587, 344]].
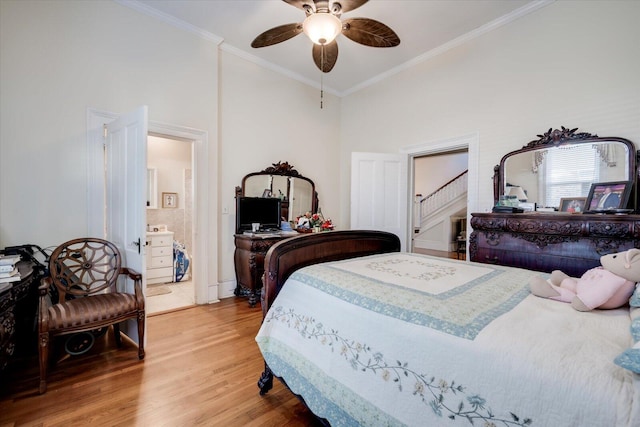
[[418, 171, 468, 227]]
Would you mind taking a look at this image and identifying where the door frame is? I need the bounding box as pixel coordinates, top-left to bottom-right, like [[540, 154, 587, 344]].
[[87, 108, 216, 304], [400, 132, 479, 251]]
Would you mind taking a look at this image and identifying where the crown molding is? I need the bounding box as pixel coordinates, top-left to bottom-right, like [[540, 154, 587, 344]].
[[116, 0, 553, 98], [219, 44, 341, 97], [114, 0, 224, 45], [342, 0, 555, 96], [116, 0, 340, 95]]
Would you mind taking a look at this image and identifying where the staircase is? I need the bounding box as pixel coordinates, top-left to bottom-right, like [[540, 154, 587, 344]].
[[413, 171, 468, 252]]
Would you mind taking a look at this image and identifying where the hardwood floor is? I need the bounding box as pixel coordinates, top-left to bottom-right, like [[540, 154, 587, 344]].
[[0, 298, 323, 426], [412, 247, 465, 260]]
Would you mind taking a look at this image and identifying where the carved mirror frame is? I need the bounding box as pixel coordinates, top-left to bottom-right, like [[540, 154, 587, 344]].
[[493, 127, 637, 212], [236, 161, 319, 221]]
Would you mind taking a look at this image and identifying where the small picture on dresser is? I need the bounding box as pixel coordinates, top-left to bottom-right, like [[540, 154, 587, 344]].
[[162, 192, 177, 208], [559, 197, 586, 213], [585, 181, 631, 211]]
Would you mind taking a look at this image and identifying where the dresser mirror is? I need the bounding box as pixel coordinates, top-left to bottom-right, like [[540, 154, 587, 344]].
[[236, 161, 319, 222], [493, 127, 636, 211]]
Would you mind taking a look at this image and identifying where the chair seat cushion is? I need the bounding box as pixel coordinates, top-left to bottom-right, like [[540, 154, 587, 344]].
[[47, 293, 139, 331]]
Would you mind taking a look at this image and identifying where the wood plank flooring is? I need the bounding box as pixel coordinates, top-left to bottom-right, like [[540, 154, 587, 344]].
[[0, 298, 323, 426], [412, 247, 464, 260]]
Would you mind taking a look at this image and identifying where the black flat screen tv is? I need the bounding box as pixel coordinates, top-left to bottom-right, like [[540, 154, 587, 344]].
[[236, 196, 282, 233]]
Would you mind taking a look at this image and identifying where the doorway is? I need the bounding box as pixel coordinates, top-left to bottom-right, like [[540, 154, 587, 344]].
[[412, 149, 468, 259], [87, 108, 215, 310], [402, 132, 479, 259], [145, 134, 196, 314]]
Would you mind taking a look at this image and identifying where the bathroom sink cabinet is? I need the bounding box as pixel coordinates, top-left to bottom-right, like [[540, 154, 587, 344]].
[[146, 231, 174, 284]]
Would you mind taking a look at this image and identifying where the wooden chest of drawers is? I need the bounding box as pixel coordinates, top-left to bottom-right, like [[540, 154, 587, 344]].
[[470, 212, 640, 276]]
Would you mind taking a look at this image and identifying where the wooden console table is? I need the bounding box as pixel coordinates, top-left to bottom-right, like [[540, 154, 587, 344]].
[[470, 212, 640, 276], [234, 233, 293, 307]]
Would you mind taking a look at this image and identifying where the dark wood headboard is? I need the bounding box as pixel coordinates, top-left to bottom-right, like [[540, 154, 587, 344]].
[[261, 230, 401, 317]]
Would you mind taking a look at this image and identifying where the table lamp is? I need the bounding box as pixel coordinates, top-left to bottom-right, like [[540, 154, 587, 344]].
[[508, 186, 528, 202]]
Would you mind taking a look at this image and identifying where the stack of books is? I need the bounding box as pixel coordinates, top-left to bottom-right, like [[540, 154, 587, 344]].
[[0, 254, 22, 293]]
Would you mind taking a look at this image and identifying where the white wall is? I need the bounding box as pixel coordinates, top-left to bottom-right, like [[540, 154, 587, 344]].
[[0, 0, 223, 298], [339, 0, 640, 225], [0, 0, 217, 246], [0, 0, 341, 298], [414, 152, 468, 198], [148, 136, 191, 210], [217, 51, 340, 287]]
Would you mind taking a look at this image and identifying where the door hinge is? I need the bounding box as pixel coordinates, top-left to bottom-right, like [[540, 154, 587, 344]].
[[103, 124, 108, 139]]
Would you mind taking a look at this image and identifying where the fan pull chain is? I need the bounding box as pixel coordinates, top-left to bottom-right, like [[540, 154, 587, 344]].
[[320, 73, 324, 109], [320, 44, 324, 109]]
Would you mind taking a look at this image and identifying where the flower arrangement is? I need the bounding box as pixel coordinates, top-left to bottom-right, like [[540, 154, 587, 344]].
[[296, 211, 334, 232]]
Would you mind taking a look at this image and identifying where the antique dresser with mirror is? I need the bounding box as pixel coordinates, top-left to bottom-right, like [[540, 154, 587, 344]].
[[234, 162, 318, 306], [470, 127, 640, 276]]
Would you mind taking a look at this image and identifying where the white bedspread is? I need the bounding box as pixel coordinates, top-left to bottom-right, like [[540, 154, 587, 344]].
[[256, 253, 640, 426]]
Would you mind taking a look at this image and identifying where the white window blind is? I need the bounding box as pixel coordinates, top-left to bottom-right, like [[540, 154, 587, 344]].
[[543, 144, 600, 207]]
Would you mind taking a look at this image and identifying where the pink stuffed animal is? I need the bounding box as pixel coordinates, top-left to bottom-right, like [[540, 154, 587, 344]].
[[530, 248, 640, 311]]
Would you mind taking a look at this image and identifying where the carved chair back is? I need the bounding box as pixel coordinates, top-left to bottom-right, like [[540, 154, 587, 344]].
[[48, 238, 121, 302]]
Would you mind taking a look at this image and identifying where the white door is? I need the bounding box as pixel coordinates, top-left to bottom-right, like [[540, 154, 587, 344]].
[[104, 105, 148, 343], [351, 152, 408, 251]]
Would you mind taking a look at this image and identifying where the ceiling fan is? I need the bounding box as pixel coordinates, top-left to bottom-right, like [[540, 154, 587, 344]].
[[251, 0, 400, 73]]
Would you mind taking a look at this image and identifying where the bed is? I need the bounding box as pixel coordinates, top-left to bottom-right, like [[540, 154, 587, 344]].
[[255, 230, 640, 426]]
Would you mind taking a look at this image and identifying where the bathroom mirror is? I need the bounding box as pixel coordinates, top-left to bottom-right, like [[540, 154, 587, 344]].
[[493, 127, 636, 210], [236, 161, 319, 221], [147, 168, 158, 209]]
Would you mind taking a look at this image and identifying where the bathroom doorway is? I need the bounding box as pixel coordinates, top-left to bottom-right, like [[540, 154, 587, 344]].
[[146, 133, 196, 314]]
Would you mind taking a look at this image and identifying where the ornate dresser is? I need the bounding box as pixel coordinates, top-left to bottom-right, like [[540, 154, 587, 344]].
[[1, 261, 37, 372], [234, 233, 290, 307], [234, 161, 319, 307], [470, 212, 640, 276], [471, 126, 640, 276]]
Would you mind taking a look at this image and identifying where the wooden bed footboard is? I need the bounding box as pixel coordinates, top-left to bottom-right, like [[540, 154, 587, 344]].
[[258, 230, 400, 398], [260, 229, 401, 318]]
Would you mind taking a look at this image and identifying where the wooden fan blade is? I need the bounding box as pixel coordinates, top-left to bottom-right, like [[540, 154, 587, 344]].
[[251, 23, 303, 48], [342, 18, 400, 47], [312, 41, 338, 73]]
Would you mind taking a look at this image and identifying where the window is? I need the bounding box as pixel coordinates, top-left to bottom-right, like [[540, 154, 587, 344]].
[[542, 144, 600, 207]]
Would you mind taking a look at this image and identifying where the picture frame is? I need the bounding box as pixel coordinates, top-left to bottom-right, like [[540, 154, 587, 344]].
[[559, 197, 586, 213], [585, 181, 632, 211], [162, 192, 178, 208]]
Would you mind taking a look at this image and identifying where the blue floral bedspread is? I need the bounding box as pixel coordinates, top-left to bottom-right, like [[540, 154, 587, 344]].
[[288, 253, 532, 339], [256, 253, 638, 427]]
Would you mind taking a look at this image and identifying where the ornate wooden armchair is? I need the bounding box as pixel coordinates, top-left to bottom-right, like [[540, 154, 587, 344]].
[[38, 238, 145, 393]]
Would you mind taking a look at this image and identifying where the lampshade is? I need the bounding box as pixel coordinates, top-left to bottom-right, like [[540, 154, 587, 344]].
[[302, 13, 342, 45], [508, 186, 528, 201]]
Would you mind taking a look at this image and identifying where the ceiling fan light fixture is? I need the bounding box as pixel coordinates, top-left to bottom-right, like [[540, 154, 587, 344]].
[[302, 13, 342, 45]]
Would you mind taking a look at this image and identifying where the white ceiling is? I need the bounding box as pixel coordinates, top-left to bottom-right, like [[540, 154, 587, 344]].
[[124, 0, 550, 96]]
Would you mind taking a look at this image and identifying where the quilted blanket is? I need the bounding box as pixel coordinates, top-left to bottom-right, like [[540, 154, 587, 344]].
[[256, 253, 639, 426]]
